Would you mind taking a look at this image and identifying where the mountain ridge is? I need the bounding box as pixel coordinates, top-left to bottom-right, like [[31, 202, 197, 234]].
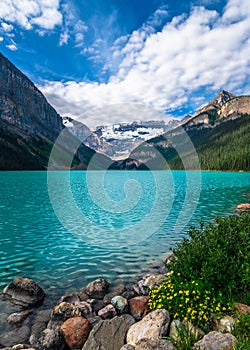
[[0, 52, 110, 170]]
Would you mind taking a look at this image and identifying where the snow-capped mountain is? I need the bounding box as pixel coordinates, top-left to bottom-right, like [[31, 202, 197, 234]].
[[63, 117, 180, 160]]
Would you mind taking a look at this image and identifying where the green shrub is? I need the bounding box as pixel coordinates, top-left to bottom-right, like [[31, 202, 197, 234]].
[[168, 214, 250, 303]]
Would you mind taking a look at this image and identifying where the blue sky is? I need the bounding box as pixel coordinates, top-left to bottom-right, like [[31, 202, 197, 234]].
[[0, 0, 249, 128]]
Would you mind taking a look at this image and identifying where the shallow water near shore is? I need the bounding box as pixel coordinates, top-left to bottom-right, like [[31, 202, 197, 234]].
[[0, 170, 249, 308]]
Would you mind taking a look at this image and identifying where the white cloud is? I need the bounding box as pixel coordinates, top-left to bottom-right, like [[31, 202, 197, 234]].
[[0, 36, 4, 42], [1, 23, 14, 32], [59, 31, 69, 46], [6, 43, 17, 51], [0, 0, 62, 31], [40, 0, 250, 128]]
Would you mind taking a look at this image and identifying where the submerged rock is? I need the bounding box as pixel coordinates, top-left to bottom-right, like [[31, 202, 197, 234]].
[[2, 277, 45, 307], [7, 310, 31, 324], [0, 326, 30, 347]]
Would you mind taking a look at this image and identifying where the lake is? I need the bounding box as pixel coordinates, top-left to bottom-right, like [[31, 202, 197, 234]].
[[0, 170, 249, 303]]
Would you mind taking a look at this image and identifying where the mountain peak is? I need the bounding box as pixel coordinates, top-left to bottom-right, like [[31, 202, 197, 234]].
[[213, 90, 236, 107]]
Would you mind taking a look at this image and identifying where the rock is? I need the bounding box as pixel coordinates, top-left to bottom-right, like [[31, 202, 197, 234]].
[[212, 315, 235, 333], [51, 302, 81, 323], [112, 283, 126, 295], [59, 292, 81, 304], [120, 345, 135, 350], [85, 279, 110, 299], [133, 339, 176, 349], [120, 314, 136, 332], [29, 322, 48, 346], [98, 304, 117, 319], [87, 298, 104, 313], [236, 203, 250, 212], [0, 326, 30, 347], [126, 309, 170, 346], [111, 296, 128, 314], [33, 309, 51, 324], [59, 317, 91, 350], [33, 328, 65, 350], [193, 331, 237, 350], [82, 316, 127, 350], [75, 301, 93, 317], [234, 302, 250, 315], [169, 319, 182, 341], [128, 296, 150, 320], [2, 277, 45, 307], [134, 274, 167, 296], [7, 310, 31, 324], [103, 292, 120, 305]]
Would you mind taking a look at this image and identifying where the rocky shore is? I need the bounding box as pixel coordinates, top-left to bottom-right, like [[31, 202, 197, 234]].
[[1, 268, 248, 350]]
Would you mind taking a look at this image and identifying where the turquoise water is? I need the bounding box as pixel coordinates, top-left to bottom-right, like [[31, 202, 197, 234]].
[[0, 170, 249, 301]]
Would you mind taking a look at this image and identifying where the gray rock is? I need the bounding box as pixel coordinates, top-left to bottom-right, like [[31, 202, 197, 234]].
[[82, 316, 127, 350], [29, 322, 47, 346], [111, 296, 128, 314], [33, 328, 66, 350], [103, 292, 119, 305], [134, 339, 176, 349], [7, 310, 31, 324], [2, 277, 45, 307], [86, 298, 104, 313], [127, 309, 170, 346], [98, 304, 117, 319], [120, 345, 135, 350], [169, 319, 182, 341], [0, 326, 30, 347], [120, 314, 136, 332], [33, 309, 51, 324], [59, 292, 81, 304], [85, 279, 109, 299], [192, 331, 237, 350]]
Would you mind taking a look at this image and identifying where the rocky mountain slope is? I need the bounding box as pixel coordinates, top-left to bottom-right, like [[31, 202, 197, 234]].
[[114, 91, 250, 171], [0, 53, 110, 170]]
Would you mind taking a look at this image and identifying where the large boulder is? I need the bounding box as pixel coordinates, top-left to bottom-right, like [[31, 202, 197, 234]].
[[193, 331, 237, 350], [85, 279, 110, 299], [126, 309, 170, 346], [82, 316, 127, 350], [59, 317, 91, 350], [2, 277, 45, 307]]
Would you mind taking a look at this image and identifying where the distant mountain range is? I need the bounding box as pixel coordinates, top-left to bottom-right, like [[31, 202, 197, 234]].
[[63, 117, 179, 160], [0, 52, 249, 170]]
